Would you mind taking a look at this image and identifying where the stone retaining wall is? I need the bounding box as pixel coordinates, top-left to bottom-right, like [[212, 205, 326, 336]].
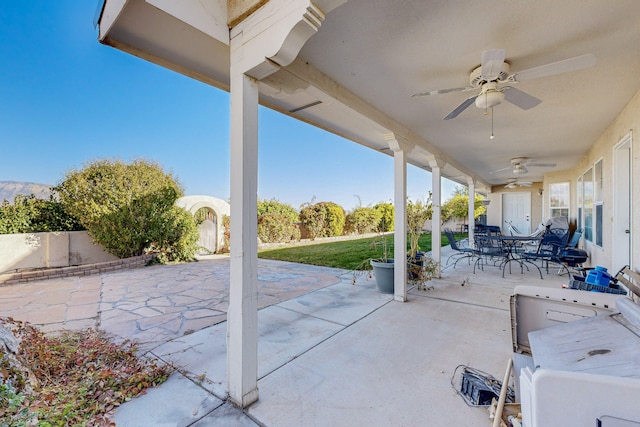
[[0, 254, 156, 286]]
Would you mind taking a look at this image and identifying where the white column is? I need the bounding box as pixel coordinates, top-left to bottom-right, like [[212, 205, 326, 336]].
[[467, 177, 476, 248], [428, 156, 445, 278], [394, 152, 407, 302], [227, 71, 259, 407], [224, 0, 343, 409], [387, 134, 408, 302]]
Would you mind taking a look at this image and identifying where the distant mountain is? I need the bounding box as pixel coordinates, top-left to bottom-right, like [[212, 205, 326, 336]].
[[0, 181, 53, 203]]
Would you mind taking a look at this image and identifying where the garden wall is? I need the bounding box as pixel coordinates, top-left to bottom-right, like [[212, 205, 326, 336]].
[[0, 231, 118, 274]]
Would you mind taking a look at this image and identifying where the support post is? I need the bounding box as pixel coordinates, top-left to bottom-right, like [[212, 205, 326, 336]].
[[386, 134, 411, 302], [428, 156, 445, 278], [225, 0, 341, 408], [227, 71, 259, 407], [467, 177, 476, 249]]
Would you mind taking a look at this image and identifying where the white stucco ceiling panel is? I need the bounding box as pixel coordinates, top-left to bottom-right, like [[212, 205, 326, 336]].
[[146, 0, 229, 44], [102, 0, 231, 90], [299, 0, 640, 185], [99, 0, 640, 187]]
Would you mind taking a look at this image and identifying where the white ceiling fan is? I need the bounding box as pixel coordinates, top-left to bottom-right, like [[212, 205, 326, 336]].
[[504, 178, 532, 189], [411, 49, 596, 120], [492, 157, 557, 175]]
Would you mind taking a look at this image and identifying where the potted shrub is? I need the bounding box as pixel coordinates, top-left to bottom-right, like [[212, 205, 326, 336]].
[[351, 218, 395, 294], [411, 256, 439, 291], [368, 232, 394, 294], [406, 196, 432, 278]]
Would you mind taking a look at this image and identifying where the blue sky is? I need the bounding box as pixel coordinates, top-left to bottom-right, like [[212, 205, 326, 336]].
[[0, 1, 456, 211]]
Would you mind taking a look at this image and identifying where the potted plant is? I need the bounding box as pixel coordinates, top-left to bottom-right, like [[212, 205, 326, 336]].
[[351, 216, 395, 294], [410, 256, 439, 291], [406, 196, 432, 278], [368, 231, 394, 294]]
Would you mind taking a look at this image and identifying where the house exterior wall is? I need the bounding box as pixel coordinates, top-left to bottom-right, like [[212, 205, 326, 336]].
[[544, 88, 640, 269], [486, 183, 544, 233]]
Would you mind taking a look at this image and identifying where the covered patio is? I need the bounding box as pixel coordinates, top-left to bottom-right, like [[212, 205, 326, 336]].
[[109, 249, 568, 426], [95, 0, 640, 423]]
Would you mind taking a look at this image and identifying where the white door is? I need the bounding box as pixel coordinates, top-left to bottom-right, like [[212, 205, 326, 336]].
[[502, 192, 531, 234], [613, 134, 632, 268]]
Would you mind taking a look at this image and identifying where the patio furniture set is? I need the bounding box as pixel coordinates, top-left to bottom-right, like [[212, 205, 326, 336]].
[[444, 225, 583, 279]]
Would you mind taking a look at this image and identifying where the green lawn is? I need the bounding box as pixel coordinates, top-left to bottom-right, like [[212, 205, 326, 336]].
[[258, 232, 459, 270]]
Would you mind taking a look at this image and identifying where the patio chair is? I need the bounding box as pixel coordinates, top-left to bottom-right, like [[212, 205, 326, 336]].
[[485, 225, 502, 235], [473, 234, 506, 274], [567, 229, 582, 248], [522, 228, 571, 275], [444, 229, 476, 268]]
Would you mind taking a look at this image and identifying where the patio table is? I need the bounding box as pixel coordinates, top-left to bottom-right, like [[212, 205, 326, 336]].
[[475, 235, 543, 279]]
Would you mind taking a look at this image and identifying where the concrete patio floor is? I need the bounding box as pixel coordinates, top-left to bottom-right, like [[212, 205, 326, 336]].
[[0, 247, 571, 426]]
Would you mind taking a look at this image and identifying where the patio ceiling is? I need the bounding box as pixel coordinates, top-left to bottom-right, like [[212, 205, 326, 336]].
[[98, 0, 640, 190]]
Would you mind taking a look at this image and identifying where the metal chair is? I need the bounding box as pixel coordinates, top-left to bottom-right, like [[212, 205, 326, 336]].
[[473, 234, 506, 273], [567, 229, 582, 248], [522, 228, 571, 275], [444, 229, 476, 268]]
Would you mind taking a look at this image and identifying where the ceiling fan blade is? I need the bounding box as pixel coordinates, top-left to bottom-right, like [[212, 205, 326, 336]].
[[512, 53, 596, 82], [481, 49, 506, 81], [443, 95, 478, 120], [502, 87, 541, 110], [490, 165, 512, 174], [505, 183, 517, 189], [519, 182, 532, 187], [411, 86, 472, 97], [527, 162, 557, 168]]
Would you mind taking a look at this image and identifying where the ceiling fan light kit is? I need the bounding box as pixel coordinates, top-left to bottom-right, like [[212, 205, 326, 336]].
[[475, 83, 505, 110], [412, 49, 596, 124], [513, 164, 528, 174], [505, 178, 533, 189]]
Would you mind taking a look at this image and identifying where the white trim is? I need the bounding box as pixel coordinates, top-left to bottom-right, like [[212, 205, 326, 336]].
[[613, 132, 633, 269]]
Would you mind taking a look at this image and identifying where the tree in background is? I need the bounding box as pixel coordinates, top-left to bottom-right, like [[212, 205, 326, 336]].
[[55, 159, 199, 262], [441, 186, 486, 225], [0, 194, 82, 234]]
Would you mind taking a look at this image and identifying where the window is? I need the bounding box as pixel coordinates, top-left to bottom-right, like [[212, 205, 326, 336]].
[[577, 176, 582, 232], [595, 159, 603, 247], [583, 168, 593, 242], [549, 182, 570, 220]]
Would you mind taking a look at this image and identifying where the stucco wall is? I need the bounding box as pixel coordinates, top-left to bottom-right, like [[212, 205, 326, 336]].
[[486, 183, 544, 233], [543, 88, 640, 269], [0, 231, 117, 274]]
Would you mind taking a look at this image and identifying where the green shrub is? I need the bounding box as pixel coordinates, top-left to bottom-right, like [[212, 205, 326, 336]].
[[323, 202, 345, 236], [299, 201, 345, 239], [220, 214, 230, 253], [258, 213, 300, 243], [149, 206, 200, 263], [299, 202, 326, 240], [258, 198, 299, 222], [373, 202, 394, 232], [0, 194, 82, 234], [55, 159, 197, 262], [345, 207, 382, 234]]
